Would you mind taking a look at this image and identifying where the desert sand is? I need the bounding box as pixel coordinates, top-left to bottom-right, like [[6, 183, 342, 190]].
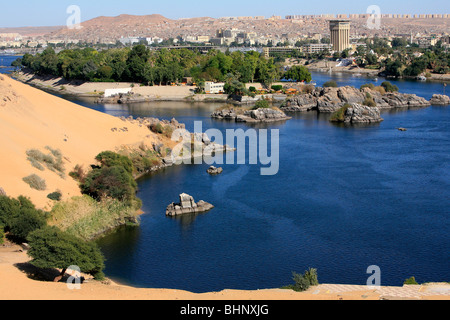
[[0, 74, 165, 210]]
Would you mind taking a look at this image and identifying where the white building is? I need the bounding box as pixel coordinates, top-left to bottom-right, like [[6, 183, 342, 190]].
[[104, 88, 132, 98], [205, 82, 225, 94]]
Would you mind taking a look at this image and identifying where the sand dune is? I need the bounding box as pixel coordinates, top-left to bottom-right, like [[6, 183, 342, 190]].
[[0, 74, 160, 209]]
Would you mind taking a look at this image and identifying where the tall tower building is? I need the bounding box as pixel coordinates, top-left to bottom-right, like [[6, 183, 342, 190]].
[[329, 20, 351, 52]]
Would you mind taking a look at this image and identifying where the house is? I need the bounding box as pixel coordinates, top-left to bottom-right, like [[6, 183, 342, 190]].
[[205, 82, 225, 94]]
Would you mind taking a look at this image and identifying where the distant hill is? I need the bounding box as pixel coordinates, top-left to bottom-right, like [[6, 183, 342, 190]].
[[52, 14, 175, 39], [2, 13, 449, 43], [80, 13, 172, 28]]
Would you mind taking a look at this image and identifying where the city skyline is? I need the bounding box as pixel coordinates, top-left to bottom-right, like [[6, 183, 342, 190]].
[[1, 0, 449, 28]]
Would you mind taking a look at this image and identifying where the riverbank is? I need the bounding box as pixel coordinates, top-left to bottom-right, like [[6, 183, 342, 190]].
[[301, 60, 450, 81], [12, 71, 292, 105], [12, 70, 230, 103], [1, 245, 448, 300]]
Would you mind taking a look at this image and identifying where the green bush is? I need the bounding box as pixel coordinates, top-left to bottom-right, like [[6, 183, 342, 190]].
[[249, 86, 256, 92], [404, 277, 419, 285], [80, 152, 140, 208], [330, 104, 351, 122], [303, 268, 319, 286], [323, 80, 338, 88], [283, 268, 320, 292], [95, 151, 133, 174], [129, 150, 161, 174], [363, 93, 377, 107], [253, 99, 270, 109], [271, 85, 283, 91], [360, 83, 375, 90], [69, 165, 86, 182], [47, 191, 62, 201], [81, 165, 137, 204], [381, 81, 399, 93], [28, 226, 105, 280], [26, 148, 65, 177], [149, 123, 164, 134], [23, 174, 47, 191]]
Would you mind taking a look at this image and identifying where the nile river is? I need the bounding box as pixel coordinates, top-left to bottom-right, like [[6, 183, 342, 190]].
[[95, 73, 449, 293], [2, 58, 448, 293]]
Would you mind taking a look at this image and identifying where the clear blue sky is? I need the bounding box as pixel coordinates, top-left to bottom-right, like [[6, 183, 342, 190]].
[[1, 0, 449, 27]]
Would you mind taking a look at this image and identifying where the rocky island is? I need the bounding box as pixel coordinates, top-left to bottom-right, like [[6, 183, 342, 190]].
[[207, 166, 223, 175], [211, 107, 292, 123], [331, 103, 384, 124], [281, 85, 432, 113], [166, 193, 214, 217], [430, 94, 450, 105]]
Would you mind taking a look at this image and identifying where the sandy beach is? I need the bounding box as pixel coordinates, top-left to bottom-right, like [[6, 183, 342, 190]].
[[12, 71, 230, 102]]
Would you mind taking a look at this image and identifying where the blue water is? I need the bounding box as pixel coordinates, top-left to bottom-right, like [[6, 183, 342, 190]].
[[5, 55, 447, 293], [94, 73, 449, 293], [0, 55, 21, 75], [95, 103, 450, 292]]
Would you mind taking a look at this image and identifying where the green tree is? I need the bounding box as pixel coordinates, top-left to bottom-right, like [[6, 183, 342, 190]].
[[391, 38, 408, 48], [383, 58, 403, 78], [81, 152, 139, 208], [284, 66, 312, 82], [0, 196, 20, 228], [124, 45, 150, 83], [9, 208, 47, 243], [365, 53, 378, 65], [224, 76, 246, 96], [28, 226, 105, 281]]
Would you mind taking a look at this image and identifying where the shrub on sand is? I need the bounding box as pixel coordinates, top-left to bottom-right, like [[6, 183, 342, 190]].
[[23, 174, 47, 191]]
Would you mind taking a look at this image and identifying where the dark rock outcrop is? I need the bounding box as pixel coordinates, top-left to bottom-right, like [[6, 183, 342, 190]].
[[166, 193, 214, 217]]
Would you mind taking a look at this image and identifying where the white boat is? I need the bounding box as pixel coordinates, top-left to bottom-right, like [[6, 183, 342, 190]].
[[417, 75, 427, 81]]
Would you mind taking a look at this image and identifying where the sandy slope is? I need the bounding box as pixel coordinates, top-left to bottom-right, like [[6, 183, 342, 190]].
[[0, 74, 160, 209]]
